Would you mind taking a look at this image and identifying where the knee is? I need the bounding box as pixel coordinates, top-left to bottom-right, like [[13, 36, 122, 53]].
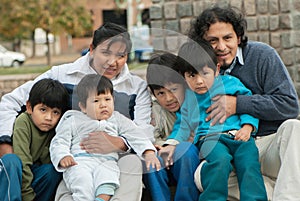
[[212, 155, 232, 171], [118, 154, 142, 174], [42, 164, 62, 183], [174, 142, 199, 161], [1, 154, 22, 169], [282, 119, 300, 127], [278, 119, 300, 138]]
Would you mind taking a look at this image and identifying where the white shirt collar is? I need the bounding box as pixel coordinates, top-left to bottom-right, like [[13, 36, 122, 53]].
[[220, 47, 244, 75], [236, 47, 244, 65]]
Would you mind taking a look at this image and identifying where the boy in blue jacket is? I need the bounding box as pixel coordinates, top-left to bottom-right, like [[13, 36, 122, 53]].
[[162, 40, 267, 201]]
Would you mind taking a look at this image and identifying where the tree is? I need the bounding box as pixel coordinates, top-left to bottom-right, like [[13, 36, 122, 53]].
[[0, 0, 92, 65]]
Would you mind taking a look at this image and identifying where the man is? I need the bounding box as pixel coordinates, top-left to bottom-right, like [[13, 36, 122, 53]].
[[189, 5, 300, 201]]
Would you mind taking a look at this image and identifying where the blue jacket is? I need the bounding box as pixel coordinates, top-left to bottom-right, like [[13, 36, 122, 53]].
[[168, 75, 259, 144]]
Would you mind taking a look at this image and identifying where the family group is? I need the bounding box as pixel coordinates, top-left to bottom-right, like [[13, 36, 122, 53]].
[[1, 5, 299, 201]]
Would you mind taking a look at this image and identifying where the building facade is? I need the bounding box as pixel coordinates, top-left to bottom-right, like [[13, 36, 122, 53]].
[[149, 0, 300, 95]]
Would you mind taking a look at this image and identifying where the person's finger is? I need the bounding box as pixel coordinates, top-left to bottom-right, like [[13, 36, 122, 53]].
[[209, 111, 224, 126], [165, 159, 170, 170], [206, 102, 218, 115], [146, 161, 150, 171], [206, 103, 222, 122], [219, 115, 227, 124], [156, 161, 161, 171]]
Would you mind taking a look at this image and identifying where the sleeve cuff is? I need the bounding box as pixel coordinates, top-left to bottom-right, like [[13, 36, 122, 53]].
[[0, 135, 12, 145], [119, 136, 132, 154], [163, 139, 180, 146]]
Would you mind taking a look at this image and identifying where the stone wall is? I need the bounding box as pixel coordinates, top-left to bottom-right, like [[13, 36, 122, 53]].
[[150, 0, 300, 95], [0, 74, 39, 100]]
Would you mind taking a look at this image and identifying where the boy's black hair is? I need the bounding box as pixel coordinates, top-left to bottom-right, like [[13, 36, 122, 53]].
[[91, 22, 132, 54], [76, 74, 113, 107], [28, 79, 69, 113], [146, 52, 187, 95], [188, 5, 248, 47], [177, 39, 218, 76]]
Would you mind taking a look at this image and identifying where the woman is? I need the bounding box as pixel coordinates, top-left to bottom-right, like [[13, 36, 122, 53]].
[[0, 22, 153, 201]]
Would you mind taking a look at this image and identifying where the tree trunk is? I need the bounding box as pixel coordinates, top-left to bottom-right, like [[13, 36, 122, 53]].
[[46, 30, 51, 66], [31, 30, 36, 58], [13, 38, 21, 52]]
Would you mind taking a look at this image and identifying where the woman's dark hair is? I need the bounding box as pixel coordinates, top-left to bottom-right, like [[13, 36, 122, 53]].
[[177, 39, 218, 75], [146, 52, 187, 95], [91, 22, 132, 53], [188, 5, 248, 47], [28, 79, 69, 113], [76, 74, 113, 107]]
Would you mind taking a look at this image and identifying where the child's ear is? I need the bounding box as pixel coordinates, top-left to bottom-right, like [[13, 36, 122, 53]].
[[215, 63, 221, 77], [89, 44, 93, 55], [78, 102, 86, 113], [26, 101, 33, 114]]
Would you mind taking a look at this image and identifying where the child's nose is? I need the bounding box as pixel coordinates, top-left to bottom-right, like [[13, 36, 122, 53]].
[[45, 112, 52, 120], [195, 75, 204, 84], [165, 92, 174, 101]]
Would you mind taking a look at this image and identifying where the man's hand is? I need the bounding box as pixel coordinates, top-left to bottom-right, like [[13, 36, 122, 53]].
[[206, 95, 237, 126], [59, 156, 78, 168], [80, 131, 127, 154], [0, 144, 13, 158], [158, 145, 176, 170]]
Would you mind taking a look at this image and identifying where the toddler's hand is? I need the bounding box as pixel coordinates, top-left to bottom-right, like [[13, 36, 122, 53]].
[[59, 156, 77, 168], [143, 150, 161, 171], [234, 124, 253, 141]]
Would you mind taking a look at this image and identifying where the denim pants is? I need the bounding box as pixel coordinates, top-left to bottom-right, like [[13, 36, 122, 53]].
[[0, 154, 22, 201], [143, 142, 200, 201], [31, 163, 62, 201]]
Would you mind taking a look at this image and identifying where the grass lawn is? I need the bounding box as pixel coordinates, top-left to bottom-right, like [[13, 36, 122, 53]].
[[0, 62, 147, 76]]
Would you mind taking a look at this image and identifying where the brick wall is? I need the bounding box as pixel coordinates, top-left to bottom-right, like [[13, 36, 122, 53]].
[[150, 0, 300, 96]]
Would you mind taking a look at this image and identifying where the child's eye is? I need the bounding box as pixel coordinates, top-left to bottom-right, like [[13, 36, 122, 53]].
[[189, 73, 196, 78], [170, 88, 178, 93], [105, 98, 112, 101], [53, 111, 61, 116], [101, 51, 110, 56], [157, 91, 164, 96], [40, 108, 46, 112]]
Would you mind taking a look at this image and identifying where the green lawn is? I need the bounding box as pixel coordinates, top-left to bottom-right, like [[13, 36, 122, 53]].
[[0, 62, 147, 75]]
